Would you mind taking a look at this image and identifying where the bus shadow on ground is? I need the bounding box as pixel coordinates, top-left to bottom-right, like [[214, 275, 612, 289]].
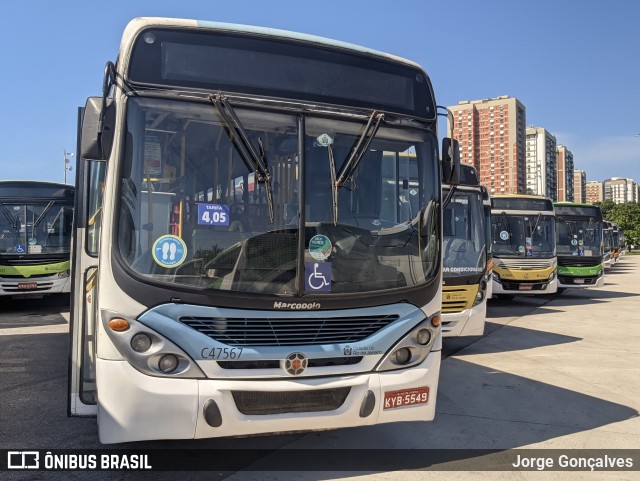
[[0, 295, 69, 329], [218, 356, 639, 476], [553, 289, 640, 307]]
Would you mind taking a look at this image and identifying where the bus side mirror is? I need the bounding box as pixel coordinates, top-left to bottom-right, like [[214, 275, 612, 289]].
[[441, 138, 460, 185], [80, 97, 115, 161]]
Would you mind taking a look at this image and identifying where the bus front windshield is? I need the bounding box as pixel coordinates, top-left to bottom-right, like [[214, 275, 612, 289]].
[[492, 213, 555, 258], [0, 202, 73, 256], [442, 189, 487, 278], [118, 97, 440, 296], [556, 216, 602, 257]]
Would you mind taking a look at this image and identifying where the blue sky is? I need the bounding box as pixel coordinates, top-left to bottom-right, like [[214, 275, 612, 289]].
[[1, 0, 639, 185]]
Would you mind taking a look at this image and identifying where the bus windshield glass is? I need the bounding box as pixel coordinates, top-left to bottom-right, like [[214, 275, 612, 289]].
[[0, 202, 73, 256], [442, 189, 486, 278], [492, 213, 555, 258], [118, 96, 440, 295], [556, 216, 602, 256]]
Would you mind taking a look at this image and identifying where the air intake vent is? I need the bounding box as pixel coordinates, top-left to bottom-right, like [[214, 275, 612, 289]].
[[180, 314, 399, 346], [232, 388, 351, 415]]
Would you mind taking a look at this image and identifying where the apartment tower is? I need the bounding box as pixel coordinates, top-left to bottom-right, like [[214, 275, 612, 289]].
[[448, 96, 527, 195], [556, 145, 574, 202], [585, 181, 604, 204], [604, 177, 639, 204], [573, 169, 587, 203], [525, 126, 557, 200]]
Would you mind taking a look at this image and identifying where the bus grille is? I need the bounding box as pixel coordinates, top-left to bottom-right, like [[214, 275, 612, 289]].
[[495, 258, 553, 270], [231, 388, 351, 415], [442, 301, 468, 314], [180, 314, 399, 346], [217, 357, 363, 370], [557, 257, 601, 267]]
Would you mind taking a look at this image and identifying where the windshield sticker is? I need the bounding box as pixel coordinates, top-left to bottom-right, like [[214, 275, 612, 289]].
[[152, 235, 187, 268], [571, 239, 578, 246], [305, 262, 331, 292], [315, 133, 334, 147], [144, 134, 163, 176], [197, 203, 230, 226], [525, 237, 532, 246], [28, 237, 37, 245], [15, 244, 26, 254], [499, 230, 509, 241], [309, 235, 332, 260], [28, 245, 42, 254], [518, 245, 525, 253]]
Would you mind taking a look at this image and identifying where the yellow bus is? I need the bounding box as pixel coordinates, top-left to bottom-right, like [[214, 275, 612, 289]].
[[490, 194, 557, 299]]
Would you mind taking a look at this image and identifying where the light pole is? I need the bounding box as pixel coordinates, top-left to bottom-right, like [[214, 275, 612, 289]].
[[64, 148, 75, 184]]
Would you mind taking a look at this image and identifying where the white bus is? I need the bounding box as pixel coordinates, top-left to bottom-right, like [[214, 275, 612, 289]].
[[68, 17, 459, 443], [0, 181, 74, 297], [441, 164, 489, 337]]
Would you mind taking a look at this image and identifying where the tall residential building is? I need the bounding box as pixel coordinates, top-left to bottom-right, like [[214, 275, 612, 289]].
[[573, 169, 587, 203], [448, 96, 527, 195], [525, 127, 557, 200], [556, 145, 574, 201], [585, 181, 604, 204], [604, 177, 639, 204]]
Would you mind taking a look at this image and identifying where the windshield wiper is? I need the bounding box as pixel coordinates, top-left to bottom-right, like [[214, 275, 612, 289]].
[[328, 111, 384, 225], [33, 201, 55, 229], [210, 93, 274, 223], [529, 212, 542, 238]]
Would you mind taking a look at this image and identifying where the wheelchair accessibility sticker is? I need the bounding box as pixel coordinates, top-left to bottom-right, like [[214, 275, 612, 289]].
[[305, 262, 331, 292], [152, 235, 187, 268]]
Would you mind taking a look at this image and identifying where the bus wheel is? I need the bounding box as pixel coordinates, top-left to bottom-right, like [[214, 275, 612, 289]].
[[496, 294, 515, 301]]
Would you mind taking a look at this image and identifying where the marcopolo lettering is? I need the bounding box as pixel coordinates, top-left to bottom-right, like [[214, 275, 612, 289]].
[[273, 301, 321, 310]]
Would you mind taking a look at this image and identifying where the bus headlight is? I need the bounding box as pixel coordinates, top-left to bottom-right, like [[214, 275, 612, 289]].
[[473, 280, 487, 307], [375, 316, 438, 372], [130, 333, 152, 353], [159, 354, 179, 373], [102, 310, 204, 379]]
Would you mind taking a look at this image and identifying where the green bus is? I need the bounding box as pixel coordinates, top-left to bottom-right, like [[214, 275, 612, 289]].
[[0, 181, 74, 297], [554, 202, 604, 290]]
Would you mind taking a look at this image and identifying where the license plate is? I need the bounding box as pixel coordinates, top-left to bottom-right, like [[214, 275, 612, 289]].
[[574, 278, 584, 284], [519, 284, 533, 290], [18, 282, 38, 290], [383, 386, 429, 410]]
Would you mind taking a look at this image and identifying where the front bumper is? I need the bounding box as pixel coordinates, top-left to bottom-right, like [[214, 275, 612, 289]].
[[96, 352, 440, 444], [442, 302, 486, 337]]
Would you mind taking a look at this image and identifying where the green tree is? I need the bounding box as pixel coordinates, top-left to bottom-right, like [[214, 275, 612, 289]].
[[609, 202, 640, 247], [594, 199, 616, 220]]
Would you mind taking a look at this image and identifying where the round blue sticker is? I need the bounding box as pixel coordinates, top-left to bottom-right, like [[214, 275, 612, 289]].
[[152, 235, 187, 268]]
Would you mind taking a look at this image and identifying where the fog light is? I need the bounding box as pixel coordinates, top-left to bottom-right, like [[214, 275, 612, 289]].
[[395, 347, 412, 364], [159, 354, 179, 373], [130, 333, 152, 353], [58, 270, 70, 279], [416, 329, 431, 345]]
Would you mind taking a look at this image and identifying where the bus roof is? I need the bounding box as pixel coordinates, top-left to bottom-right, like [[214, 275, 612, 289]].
[[122, 17, 423, 70], [0, 180, 75, 199]]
